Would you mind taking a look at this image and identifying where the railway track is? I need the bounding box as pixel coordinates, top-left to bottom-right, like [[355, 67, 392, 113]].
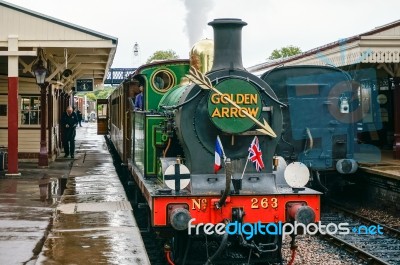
[[320, 203, 400, 265]]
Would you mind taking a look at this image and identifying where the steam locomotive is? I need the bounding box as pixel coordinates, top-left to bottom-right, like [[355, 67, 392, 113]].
[[108, 19, 320, 264]]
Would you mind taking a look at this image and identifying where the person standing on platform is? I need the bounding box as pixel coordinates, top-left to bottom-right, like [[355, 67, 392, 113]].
[[76, 109, 83, 127], [61, 106, 78, 158]]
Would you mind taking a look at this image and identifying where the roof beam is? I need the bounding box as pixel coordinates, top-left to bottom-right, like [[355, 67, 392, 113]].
[[17, 40, 116, 48]]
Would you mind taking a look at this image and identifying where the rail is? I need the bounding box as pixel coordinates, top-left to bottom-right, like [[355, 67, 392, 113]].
[[319, 202, 400, 265]]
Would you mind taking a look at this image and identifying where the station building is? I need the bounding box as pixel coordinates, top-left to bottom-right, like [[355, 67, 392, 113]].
[[0, 0, 117, 175], [248, 20, 400, 160]]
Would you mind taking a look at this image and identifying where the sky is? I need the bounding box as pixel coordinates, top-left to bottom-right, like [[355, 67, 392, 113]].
[[5, 0, 400, 68]]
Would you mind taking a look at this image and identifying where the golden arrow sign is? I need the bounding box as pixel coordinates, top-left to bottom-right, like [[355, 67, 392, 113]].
[[186, 66, 277, 138]]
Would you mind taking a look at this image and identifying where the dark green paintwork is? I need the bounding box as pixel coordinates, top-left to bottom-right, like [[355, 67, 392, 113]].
[[140, 63, 190, 111], [158, 84, 188, 108], [145, 116, 164, 176], [132, 61, 190, 177]]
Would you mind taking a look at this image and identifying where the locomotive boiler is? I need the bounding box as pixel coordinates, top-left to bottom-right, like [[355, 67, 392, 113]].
[[108, 18, 321, 264]]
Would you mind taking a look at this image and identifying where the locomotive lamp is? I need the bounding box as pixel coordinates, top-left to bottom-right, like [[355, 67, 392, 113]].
[[284, 162, 310, 192], [339, 95, 350, 113]]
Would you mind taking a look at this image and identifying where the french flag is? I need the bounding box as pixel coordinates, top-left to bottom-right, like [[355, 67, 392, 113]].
[[214, 136, 225, 173]]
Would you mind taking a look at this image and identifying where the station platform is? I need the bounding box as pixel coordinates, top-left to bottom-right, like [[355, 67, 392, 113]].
[[0, 123, 150, 265], [358, 150, 400, 180]]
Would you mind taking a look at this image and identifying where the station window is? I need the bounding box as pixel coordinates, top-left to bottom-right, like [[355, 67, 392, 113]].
[[20, 96, 40, 125]]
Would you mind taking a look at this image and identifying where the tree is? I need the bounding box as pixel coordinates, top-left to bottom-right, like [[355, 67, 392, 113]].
[[75, 86, 114, 100], [146, 50, 179, 63], [94, 87, 114, 99], [268, 45, 302, 60], [85, 92, 97, 101]]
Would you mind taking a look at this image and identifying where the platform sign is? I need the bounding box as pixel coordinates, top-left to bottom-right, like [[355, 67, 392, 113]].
[[76, 79, 94, 92]]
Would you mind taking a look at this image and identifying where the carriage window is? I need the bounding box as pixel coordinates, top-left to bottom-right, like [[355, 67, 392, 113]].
[[152, 70, 175, 92], [21, 96, 40, 125], [111, 98, 120, 129]]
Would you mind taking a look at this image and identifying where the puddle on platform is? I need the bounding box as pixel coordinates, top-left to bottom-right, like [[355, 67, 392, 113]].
[[38, 210, 146, 264], [40, 228, 146, 265]]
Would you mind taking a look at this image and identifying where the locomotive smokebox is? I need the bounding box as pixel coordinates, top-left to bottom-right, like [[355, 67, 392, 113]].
[[208, 18, 247, 72]]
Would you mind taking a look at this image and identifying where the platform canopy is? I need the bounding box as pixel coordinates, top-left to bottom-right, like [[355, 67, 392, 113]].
[[0, 0, 117, 89], [248, 19, 400, 76]]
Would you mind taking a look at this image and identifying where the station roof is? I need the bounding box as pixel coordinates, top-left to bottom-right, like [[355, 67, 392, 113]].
[[0, 0, 118, 88], [248, 19, 400, 76]]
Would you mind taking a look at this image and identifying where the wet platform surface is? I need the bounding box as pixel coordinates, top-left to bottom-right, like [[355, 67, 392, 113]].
[[0, 123, 150, 265], [0, 179, 53, 265]]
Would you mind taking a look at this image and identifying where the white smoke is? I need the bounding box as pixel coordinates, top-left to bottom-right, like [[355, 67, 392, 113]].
[[183, 0, 215, 47]]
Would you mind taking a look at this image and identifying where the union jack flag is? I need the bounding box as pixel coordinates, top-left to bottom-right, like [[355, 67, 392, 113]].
[[248, 136, 264, 172]]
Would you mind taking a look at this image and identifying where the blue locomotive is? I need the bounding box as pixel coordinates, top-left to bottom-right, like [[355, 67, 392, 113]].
[[261, 65, 382, 190]]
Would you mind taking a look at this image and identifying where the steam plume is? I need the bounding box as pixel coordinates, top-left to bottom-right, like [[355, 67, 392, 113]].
[[183, 0, 215, 47]]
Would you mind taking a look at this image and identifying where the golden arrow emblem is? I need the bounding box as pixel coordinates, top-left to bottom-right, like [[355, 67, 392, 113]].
[[186, 66, 276, 138]]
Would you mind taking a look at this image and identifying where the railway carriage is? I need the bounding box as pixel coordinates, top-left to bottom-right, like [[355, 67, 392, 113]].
[[108, 18, 321, 264]]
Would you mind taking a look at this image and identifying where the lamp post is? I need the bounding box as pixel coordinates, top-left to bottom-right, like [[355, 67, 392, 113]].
[[133, 42, 139, 56], [32, 48, 49, 167], [133, 42, 140, 67]]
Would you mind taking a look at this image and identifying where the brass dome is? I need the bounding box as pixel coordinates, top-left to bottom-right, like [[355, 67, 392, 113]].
[[189, 39, 214, 74]]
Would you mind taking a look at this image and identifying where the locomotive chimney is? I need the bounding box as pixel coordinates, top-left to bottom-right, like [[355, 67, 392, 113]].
[[208, 18, 247, 72]]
